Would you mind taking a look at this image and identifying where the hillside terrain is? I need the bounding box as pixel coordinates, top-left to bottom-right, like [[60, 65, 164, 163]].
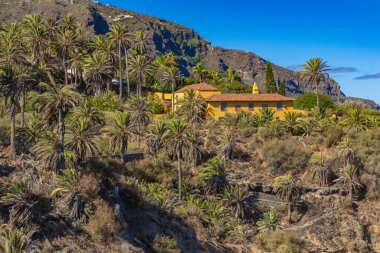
[[0, 0, 378, 108]]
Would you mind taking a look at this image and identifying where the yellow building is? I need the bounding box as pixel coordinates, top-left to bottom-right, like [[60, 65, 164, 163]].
[[149, 82, 299, 120]]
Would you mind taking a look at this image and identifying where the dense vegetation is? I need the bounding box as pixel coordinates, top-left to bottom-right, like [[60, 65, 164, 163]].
[[0, 14, 379, 253]]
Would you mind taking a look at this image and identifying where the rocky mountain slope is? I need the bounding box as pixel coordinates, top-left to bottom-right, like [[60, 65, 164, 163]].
[[1, 0, 378, 108]]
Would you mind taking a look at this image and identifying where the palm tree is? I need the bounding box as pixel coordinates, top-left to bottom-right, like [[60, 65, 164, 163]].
[[0, 23, 26, 66], [333, 163, 361, 201], [309, 153, 330, 187], [22, 14, 49, 64], [256, 211, 278, 231], [199, 156, 228, 195], [162, 119, 194, 200], [125, 95, 152, 149], [71, 99, 104, 125], [104, 111, 136, 162], [129, 53, 152, 96], [177, 90, 207, 126], [33, 131, 75, 170], [88, 35, 117, 63], [134, 31, 148, 55], [107, 24, 132, 98], [163, 66, 182, 113], [282, 111, 302, 135], [17, 118, 45, 147], [54, 27, 80, 86], [82, 52, 113, 94], [222, 185, 250, 219], [218, 131, 235, 160], [51, 168, 85, 221], [29, 82, 82, 170], [337, 138, 355, 165], [144, 120, 167, 156], [345, 106, 368, 132], [0, 225, 28, 253], [193, 63, 207, 83], [65, 119, 101, 163], [0, 180, 36, 228], [273, 173, 299, 224], [301, 58, 330, 114], [210, 71, 223, 85], [0, 65, 30, 158]]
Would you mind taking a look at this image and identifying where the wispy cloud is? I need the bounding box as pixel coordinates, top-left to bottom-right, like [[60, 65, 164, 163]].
[[355, 72, 380, 80], [329, 67, 358, 73], [286, 65, 358, 73], [286, 65, 302, 72]]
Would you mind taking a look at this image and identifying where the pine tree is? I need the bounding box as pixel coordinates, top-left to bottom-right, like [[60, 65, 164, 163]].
[[265, 61, 277, 93], [279, 80, 286, 96]]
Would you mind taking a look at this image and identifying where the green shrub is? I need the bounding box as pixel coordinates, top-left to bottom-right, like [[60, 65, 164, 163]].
[[294, 92, 335, 110], [151, 99, 165, 114], [256, 230, 308, 253], [322, 125, 345, 147], [261, 139, 309, 175]]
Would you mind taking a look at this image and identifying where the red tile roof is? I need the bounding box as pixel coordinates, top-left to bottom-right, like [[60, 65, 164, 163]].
[[176, 83, 220, 93], [205, 93, 295, 102]]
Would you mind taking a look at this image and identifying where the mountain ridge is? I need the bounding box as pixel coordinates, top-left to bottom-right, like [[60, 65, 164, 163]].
[[1, 0, 378, 109]]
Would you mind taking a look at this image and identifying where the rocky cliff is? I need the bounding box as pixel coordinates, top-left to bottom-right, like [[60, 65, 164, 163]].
[[0, 0, 378, 108]]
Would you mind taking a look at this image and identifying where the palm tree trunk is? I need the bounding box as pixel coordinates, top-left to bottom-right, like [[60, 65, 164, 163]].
[[63, 57, 69, 87], [10, 98, 16, 159], [125, 48, 130, 96], [120, 141, 125, 162], [177, 149, 182, 200], [20, 87, 25, 127], [287, 201, 292, 224], [316, 80, 321, 114], [118, 42, 123, 100], [171, 81, 175, 113], [58, 105, 65, 170]]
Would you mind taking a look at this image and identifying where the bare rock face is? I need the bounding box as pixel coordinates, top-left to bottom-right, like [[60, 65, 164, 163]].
[[0, 0, 378, 108]]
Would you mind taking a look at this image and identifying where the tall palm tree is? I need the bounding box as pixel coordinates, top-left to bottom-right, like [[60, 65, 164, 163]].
[[104, 111, 136, 162], [273, 173, 299, 224], [0, 65, 29, 158], [193, 63, 208, 83], [88, 35, 117, 63], [163, 66, 182, 113], [144, 120, 167, 157], [82, 52, 113, 94], [54, 27, 79, 86], [176, 90, 207, 126], [162, 119, 194, 200], [134, 31, 148, 55], [108, 24, 132, 98], [0, 23, 26, 66], [129, 53, 152, 96], [125, 95, 152, 149], [65, 118, 101, 162], [333, 163, 361, 201], [22, 14, 49, 64], [29, 82, 82, 170], [301, 58, 330, 114]]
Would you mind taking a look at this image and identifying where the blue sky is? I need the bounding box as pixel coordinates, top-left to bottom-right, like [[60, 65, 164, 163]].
[[99, 0, 380, 104]]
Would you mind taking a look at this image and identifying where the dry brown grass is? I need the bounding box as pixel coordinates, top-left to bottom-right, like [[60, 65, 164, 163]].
[[86, 198, 118, 244]]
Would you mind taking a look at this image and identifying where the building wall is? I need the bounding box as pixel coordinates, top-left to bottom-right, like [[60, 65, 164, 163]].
[[174, 90, 222, 111], [206, 101, 298, 120]]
